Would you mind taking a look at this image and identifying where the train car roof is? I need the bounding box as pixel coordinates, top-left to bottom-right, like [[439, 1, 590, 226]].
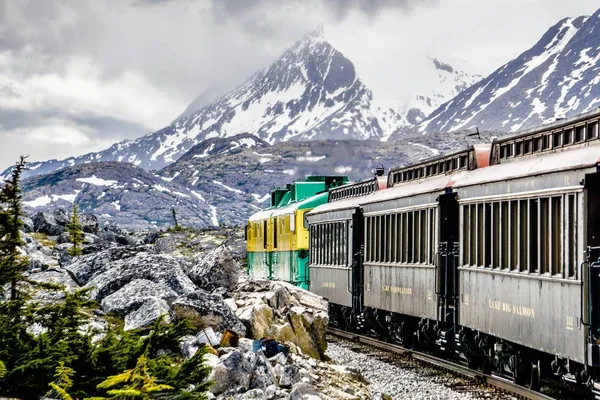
[[268, 192, 329, 218], [248, 208, 275, 222], [454, 144, 600, 189], [361, 172, 466, 207], [308, 192, 376, 216]]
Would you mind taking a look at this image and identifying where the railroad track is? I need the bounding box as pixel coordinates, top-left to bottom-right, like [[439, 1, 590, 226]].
[[328, 327, 556, 400]]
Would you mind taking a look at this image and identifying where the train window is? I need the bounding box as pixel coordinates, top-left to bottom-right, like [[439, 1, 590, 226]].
[[470, 204, 477, 266], [506, 144, 513, 158], [543, 134, 551, 150], [564, 129, 573, 145], [428, 209, 435, 265], [501, 201, 509, 269], [308, 225, 316, 264], [390, 214, 396, 263], [551, 197, 562, 275], [492, 203, 500, 268], [462, 205, 470, 266], [588, 122, 598, 140], [553, 131, 562, 148], [385, 215, 392, 263], [567, 195, 577, 278], [332, 223, 337, 265], [368, 219, 374, 262], [477, 204, 484, 267], [407, 212, 414, 263], [540, 198, 550, 274], [414, 211, 421, 263], [394, 214, 400, 262], [273, 217, 278, 249], [519, 200, 528, 272], [510, 201, 519, 271], [401, 212, 408, 263], [364, 218, 370, 262], [379, 216, 385, 262], [524, 139, 532, 154], [576, 126, 585, 143], [515, 141, 523, 156], [500, 145, 507, 158], [529, 199, 539, 273], [533, 137, 542, 152], [263, 220, 268, 248], [420, 209, 427, 263], [484, 204, 491, 268], [461, 155, 468, 167]]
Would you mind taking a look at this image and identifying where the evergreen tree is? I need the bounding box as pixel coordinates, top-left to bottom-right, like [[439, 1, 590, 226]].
[[0, 156, 29, 300], [66, 204, 84, 256], [171, 207, 181, 232], [93, 355, 174, 399], [46, 362, 75, 400], [0, 360, 6, 378]]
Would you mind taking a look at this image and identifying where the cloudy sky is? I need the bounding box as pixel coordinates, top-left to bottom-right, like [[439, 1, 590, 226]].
[[0, 0, 598, 165]]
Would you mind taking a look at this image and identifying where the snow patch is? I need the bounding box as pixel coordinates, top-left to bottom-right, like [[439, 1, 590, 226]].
[[76, 175, 118, 186]]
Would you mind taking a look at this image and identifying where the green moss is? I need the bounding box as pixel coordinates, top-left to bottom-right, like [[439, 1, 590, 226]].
[[31, 232, 57, 248]]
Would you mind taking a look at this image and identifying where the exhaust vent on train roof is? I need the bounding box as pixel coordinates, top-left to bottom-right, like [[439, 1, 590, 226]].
[[492, 109, 600, 165], [387, 144, 491, 188]]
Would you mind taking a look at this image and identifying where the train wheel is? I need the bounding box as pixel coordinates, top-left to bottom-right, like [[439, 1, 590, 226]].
[[527, 360, 541, 391]]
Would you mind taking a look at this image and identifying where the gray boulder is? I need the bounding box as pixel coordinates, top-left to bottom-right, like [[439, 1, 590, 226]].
[[33, 212, 64, 236], [53, 208, 70, 226], [186, 245, 241, 293], [101, 278, 179, 316], [172, 290, 246, 336], [124, 298, 171, 331], [209, 350, 254, 395], [79, 213, 99, 234], [21, 216, 34, 233], [84, 252, 197, 301], [27, 269, 80, 303], [98, 224, 137, 246], [64, 245, 154, 285]]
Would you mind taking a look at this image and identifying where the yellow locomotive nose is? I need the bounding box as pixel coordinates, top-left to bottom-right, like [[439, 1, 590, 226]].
[[246, 176, 349, 289]]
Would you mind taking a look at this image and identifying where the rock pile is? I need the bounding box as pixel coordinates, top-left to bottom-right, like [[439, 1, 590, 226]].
[[180, 334, 370, 399], [233, 280, 329, 361], [14, 211, 374, 399]]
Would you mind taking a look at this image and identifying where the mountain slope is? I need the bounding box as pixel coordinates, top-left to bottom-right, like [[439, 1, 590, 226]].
[[158, 131, 496, 227], [417, 10, 600, 134], [21, 162, 214, 230]]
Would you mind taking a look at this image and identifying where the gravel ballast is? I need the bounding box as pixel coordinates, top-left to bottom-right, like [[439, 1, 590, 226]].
[[326, 336, 517, 400]]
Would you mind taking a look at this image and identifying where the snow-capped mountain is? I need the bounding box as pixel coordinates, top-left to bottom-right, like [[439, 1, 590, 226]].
[[4, 29, 481, 181], [400, 56, 482, 125], [418, 9, 600, 135]]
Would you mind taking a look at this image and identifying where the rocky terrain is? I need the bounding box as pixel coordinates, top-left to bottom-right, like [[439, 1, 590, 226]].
[[19, 162, 212, 231], [16, 208, 373, 399]]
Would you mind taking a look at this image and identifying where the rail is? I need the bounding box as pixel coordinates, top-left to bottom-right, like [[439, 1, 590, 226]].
[[328, 327, 557, 400]]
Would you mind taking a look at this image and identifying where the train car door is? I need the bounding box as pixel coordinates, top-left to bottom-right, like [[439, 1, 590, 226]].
[[351, 208, 365, 311], [437, 192, 460, 342], [585, 171, 600, 366]]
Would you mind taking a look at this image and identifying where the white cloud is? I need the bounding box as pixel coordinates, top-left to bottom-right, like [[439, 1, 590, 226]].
[[0, 0, 599, 165]]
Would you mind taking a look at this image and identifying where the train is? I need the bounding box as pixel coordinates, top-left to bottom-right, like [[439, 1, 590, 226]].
[[247, 108, 600, 394]]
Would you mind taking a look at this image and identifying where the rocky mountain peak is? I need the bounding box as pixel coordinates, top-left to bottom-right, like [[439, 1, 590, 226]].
[[417, 8, 600, 135]]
